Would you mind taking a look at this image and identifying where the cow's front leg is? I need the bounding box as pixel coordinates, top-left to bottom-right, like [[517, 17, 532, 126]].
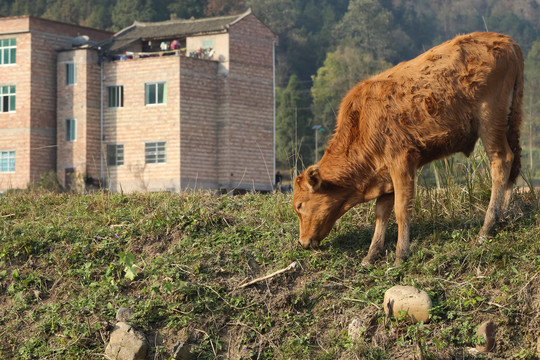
[[390, 166, 416, 265], [362, 193, 394, 266]]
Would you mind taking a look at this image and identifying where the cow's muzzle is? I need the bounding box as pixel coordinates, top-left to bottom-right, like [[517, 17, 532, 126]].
[[299, 237, 320, 249]]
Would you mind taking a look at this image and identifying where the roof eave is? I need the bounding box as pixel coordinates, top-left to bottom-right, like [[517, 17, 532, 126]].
[[140, 28, 228, 42]]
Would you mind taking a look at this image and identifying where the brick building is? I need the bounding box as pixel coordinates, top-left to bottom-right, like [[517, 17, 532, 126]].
[[1, 9, 277, 193], [0, 16, 111, 191]]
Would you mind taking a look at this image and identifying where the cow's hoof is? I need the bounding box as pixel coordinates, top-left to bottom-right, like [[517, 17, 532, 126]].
[[393, 257, 407, 266], [361, 256, 375, 267], [477, 233, 488, 245]]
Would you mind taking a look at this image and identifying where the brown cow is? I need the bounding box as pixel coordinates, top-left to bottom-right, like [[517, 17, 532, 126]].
[[293, 32, 524, 266]]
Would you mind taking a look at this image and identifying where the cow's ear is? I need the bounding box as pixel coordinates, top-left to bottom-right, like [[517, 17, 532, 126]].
[[306, 165, 322, 192]]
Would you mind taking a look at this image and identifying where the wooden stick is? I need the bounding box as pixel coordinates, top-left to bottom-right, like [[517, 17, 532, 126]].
[[343, 297, 381, 310], [238, 261, 299, 288]]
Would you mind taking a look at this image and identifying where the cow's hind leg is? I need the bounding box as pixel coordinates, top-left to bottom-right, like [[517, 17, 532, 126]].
[[362, 193, 394, 266], [478, 107, 515, 241]]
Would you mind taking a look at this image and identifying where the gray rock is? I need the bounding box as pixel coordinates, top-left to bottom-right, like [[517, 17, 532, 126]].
[[476, 320, 496, 353], [383, 285, 432, 323], [105, 322, 148, 360], [172, 341, 192, 360], [116, 308, 135, 323]]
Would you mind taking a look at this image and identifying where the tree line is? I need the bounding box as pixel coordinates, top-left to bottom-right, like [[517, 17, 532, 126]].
[[2, 0, 540, 180]]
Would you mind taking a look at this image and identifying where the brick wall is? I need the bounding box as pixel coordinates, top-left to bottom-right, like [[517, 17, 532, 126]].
[[56, 48, 102, 189], [0, 31, 31, 190], [0, 15, 112, 192], [31, 31, 74, 185], [224, 13, 277, 191], [28, 16, 112, 41], [84, 50, 103, 183], [180, 57, 221, 190], [103, 55, 181, 192]]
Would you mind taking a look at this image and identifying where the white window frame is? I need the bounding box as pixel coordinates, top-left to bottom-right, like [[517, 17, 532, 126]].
[[65, 118, 76, 142], [0, 85, 15, 113], [145, 82, 166, 105], [108, 85, 124, 108], [0, 150, 15, 173], [145, 141, 166, 164], [0, 38, 16, 65], [107, 144, 124, 166]]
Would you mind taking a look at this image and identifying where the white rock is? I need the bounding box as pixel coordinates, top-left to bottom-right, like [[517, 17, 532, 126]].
[[105, 322, 148, 360], [383, 285, 432, 323], [347, 317, 364, 340]]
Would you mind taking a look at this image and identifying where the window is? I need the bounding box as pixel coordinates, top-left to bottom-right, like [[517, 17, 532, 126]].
[[107, 144, 124, 166], [0, 38, 16, 65], [108, 86, 124, 108], [0, 85, 15, 113], [145, 142, 166, 164], [0, 151, 15, 172], [66, 63, 76, 85], [65, 119, 76, 141], [202, 39, 214, 49], [145, 83, 166, 105]]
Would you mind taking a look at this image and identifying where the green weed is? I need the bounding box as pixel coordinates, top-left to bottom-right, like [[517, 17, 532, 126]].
[[0, 175, 539, 358]]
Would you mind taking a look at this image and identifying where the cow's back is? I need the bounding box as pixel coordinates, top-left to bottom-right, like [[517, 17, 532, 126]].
[[329, 32, 523, 168]]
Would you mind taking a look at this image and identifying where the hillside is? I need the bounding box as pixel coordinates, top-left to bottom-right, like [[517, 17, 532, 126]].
[[0, 180, 539, 359], [2, 0, 540, 183]]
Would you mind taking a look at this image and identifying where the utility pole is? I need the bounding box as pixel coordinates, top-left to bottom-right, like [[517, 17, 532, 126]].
[[294, 106, 298, 179], [312, 125, 323, 163]]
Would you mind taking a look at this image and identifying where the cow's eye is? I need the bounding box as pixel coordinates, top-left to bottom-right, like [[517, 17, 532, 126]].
[[296, 203, 302, 211]]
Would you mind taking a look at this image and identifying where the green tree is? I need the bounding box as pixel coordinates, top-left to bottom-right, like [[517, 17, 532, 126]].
[[9, 0, 46, 17], [247, 0, 348, 83], [311, 46, 391, 144], [333, 0, 396, 61], [204, 0, 245, 16], [275, 75, 313, 173], [523, 38, 540, 175], [83, 3, 113, 30], [42, 0, 84, 24], [112, 0, 159, 30], [388, 0, 438, 60], [168, 0, 205, 19]]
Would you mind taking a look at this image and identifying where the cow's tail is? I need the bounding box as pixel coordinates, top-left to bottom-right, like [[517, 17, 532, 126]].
[[507, 44, 524, 185]]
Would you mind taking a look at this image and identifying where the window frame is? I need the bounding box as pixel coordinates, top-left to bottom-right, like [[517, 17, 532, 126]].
[[145, 141, 166, 164], [65, 118, 76, 142], [106, 144, 124, 167], [145, 82, 167, 106], [0, 85, 15, 113], [107, 85, 124, 108], [0, 150, 15, 173], [0, 38, 16, 65], [66, 62, 76, 85]]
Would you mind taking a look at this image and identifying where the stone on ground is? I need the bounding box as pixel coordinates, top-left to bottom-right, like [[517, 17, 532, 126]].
[[383, 285, 432, 323], [105, 322, 148, 360]]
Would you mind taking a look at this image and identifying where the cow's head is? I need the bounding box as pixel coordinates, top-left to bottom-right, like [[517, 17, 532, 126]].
[[293, 165, 352, 249]]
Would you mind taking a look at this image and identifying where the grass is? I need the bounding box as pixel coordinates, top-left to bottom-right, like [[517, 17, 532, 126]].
[[1, 163, 540, 359]]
